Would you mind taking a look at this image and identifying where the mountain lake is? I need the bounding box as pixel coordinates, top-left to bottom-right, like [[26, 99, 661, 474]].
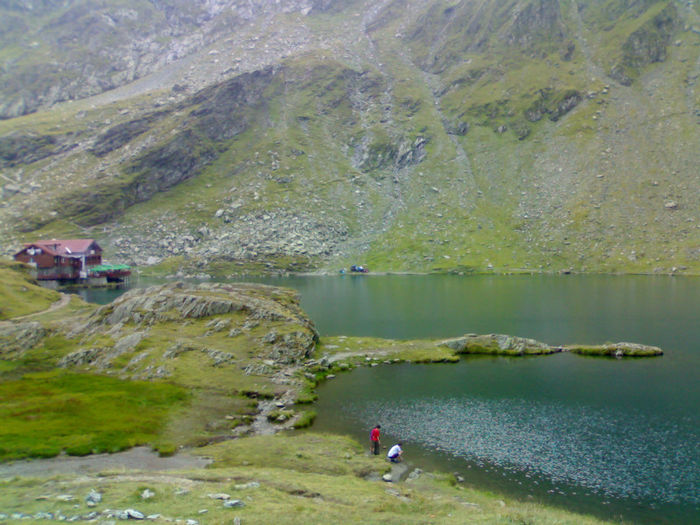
[[78, 274, 699, 524]]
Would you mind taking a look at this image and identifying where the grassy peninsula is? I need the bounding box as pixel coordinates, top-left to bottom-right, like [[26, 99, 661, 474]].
[[0, 262, 658, 523]]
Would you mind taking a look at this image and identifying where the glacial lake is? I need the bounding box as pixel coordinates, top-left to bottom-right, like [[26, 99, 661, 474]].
[[79, 274, 699, 524]]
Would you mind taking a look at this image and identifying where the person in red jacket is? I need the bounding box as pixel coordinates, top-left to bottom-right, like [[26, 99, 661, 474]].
[[370, 424, 381, 455]]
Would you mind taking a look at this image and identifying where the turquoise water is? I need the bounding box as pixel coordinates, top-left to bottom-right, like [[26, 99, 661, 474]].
[[80, 274, 699, 523]]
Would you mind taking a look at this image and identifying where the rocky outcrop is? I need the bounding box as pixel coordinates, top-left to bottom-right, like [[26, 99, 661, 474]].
[[57, 282, 319, 377], [0, 321, 45, 357], [441, 334, 663, 357], [89, 111, 169, 157], [0, 132, 77, 169], [441, 334, 557, 355], [260, 329, 318, 364], [610, 4, 679, 85], [82, 282, 316, 334], [524, 89, 582, 123]]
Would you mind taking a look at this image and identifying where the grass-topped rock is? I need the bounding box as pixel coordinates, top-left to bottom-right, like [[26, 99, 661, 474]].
[[566, 342, 663, 357], [441, 333, 559, 355], [439, 333, 663, 357]]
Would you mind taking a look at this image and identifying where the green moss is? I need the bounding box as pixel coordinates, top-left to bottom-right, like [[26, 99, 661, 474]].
[[295, 385, 319, 404], [268, 409, 296, 423], [292, 410, 317, 429]]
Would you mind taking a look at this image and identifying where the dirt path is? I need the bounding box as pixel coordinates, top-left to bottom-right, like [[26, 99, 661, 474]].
[[10, 294, 71, 321], [0, 447, 211, 479]]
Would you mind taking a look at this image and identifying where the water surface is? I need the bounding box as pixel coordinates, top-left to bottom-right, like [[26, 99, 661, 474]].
[[264, 274, 698, 524]]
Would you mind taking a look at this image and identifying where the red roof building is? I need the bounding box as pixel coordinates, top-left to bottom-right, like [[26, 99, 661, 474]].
[[14, 239, 103, 281]]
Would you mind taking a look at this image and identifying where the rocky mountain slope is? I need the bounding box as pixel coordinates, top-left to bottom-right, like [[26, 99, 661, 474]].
[[0, 0, 698, 274]]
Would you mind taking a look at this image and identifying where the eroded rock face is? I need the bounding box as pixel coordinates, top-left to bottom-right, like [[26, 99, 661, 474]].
[[83, 282, 315, 330], [610, 3, 679, 85], [0, 321, 45, 356]]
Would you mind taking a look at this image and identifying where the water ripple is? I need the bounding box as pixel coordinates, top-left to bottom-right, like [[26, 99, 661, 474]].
[[353, 397, 699, 504]]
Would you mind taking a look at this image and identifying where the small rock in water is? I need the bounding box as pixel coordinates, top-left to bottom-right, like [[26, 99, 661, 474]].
[[223, 499, 245, 508], [407, 468, 423, 481]]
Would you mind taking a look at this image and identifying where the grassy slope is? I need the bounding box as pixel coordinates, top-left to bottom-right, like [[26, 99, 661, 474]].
[[0, 0, 698, 275], [0, 370, 187, 460], [0, 261, 60, 319], [0, 434, 613, 524]]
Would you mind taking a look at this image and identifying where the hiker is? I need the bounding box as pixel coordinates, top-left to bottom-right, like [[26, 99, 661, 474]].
[[370, 424, 381, 455], [387, 442, 403, 463]]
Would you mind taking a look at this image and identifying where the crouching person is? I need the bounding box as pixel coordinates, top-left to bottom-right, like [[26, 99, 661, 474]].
[[387, 442, 403, 463]]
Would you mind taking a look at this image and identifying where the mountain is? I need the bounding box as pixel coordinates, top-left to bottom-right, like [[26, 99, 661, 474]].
[[1, 0, 698, 275]]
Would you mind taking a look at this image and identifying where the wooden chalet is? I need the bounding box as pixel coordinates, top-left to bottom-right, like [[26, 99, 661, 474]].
[[13, 239, 130, 284]]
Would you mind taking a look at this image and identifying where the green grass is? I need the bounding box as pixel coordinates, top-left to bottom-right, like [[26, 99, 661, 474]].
[[0, 260, 60, 320], [0, 370, 188, 460], [292, 410, 317, 429], [566, 344, 663, 357], [0, 432, 614, 524]]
